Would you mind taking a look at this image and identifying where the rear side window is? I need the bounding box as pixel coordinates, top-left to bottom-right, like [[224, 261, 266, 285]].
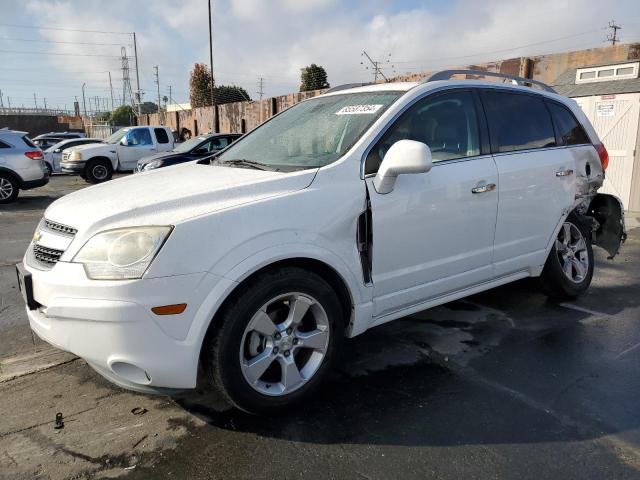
[[547, 102, 590, 146], [482, 91, 556, 153], [0, 140, 10, 148], [154, 128, 170, 144], [211, 137, 229, 150], [22, 136, 38, 148]]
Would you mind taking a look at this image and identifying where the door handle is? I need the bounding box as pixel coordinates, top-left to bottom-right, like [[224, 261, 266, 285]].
[[471, 183, 496, 194], [555, 169, 574, 177]]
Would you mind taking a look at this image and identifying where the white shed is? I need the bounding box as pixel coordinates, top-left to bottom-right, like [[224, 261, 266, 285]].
[[553, 61, 640, 211]]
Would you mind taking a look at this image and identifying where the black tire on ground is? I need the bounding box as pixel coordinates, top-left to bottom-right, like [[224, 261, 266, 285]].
[[0, 172, 19, 204], [204, 267, 344, 415], [539, 214, 594, 299], [85, 159, 113, 183], [45, 163, 53, 176]]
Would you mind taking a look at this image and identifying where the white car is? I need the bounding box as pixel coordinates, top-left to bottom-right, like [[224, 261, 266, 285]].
[[18, 71, 625, 414], [60, 126, 174, 183], [43, 138, 104, 175]]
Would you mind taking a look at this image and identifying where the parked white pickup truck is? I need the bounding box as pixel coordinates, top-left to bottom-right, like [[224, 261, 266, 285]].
[[60, 126, 174, 183]]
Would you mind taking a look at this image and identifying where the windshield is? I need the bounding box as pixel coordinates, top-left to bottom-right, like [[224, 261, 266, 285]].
[[174, 136, 209, 153], [44, 141, 65, 152], [216, 91, 402, 170], [106, 128, 129, 144]]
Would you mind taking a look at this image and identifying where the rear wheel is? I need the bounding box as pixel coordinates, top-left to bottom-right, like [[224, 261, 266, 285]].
[[0, 173, 19, 204], [205, 267, 343, 415], [45, 163, 53, 176], [540, 215, 594, 299], [85, 159, 112, 183]]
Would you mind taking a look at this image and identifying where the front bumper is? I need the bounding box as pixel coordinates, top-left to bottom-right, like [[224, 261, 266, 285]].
[[23, 260, 230, 392], [60, 162, 85, 174]]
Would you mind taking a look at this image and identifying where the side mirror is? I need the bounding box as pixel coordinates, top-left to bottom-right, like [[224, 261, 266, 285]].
[[54, 148, 61, 153], [373, 140, 432, 194], [120, 137, 129, 146]]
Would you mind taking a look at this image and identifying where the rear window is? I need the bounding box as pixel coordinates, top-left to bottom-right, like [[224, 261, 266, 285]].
[[154, 128, 170, 144], [546, 102, 590, 146], [482, 91, 556, 153], [22, 136, 38, 148]]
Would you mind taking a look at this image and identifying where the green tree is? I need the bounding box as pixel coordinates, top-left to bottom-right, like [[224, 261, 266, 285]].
[[300, 64, 330, 92], [189, 63, 214, 108], [139, 101, 158, 114], [213, 85, 251, 104], [110, 105, 135, 126]]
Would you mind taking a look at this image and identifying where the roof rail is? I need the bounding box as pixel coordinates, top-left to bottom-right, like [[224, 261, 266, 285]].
[[425, 70, 557, 93], [324, 82, 372, 94]]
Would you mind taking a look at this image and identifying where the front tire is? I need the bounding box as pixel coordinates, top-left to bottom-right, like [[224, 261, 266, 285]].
[[205, 267, 343, 415], [0, 173, 19, 204], [85, 159, 113, 183], [540, 215, 594, 299]]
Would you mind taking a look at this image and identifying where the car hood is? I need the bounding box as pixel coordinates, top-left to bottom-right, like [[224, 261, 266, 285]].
[[137, 151, 181, 165], [65, 143, 112, 155], [44, 162, 317, 234]]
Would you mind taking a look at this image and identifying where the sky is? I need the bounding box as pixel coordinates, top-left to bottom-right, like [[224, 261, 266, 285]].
[[1, 0, 640, 113]]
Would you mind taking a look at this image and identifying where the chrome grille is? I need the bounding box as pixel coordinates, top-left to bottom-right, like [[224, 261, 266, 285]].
[[43, 219, 77, 236], [32, 244, 64, 267], [62, 151, 71, 162]]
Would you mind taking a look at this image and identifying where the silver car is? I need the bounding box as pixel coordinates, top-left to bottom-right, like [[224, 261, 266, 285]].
[[0, 128, 49, 203]]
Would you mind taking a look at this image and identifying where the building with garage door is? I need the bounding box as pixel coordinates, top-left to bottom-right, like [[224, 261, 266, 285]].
[[553, 61, 640, 211]]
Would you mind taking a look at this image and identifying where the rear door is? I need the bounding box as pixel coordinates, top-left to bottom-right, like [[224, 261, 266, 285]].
[[481, 89, 576, 277], [366, 89, 499, 319]]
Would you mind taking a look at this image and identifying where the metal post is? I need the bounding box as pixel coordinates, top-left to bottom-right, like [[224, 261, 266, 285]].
[[82, 83, 87, 116], [133, 32, 141, 115], [108, 72, 115, 111], [154, 65, 162, 124], [208, 0, 217, 132]]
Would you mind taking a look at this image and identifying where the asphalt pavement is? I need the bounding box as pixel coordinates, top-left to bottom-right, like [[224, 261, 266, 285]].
[[1, 175, 639, 480]]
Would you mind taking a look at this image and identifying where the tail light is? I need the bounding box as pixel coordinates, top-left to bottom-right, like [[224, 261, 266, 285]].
[[594, 143, 609, 170], [24, 150, 44, 161]]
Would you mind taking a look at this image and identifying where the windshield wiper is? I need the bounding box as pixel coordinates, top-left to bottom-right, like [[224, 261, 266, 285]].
[[217, 158, 276, 171]]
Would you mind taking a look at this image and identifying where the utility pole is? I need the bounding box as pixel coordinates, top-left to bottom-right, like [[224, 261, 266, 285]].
[[607, 20, 622, 45], [81, 83, 87, 116], [208, 0, 217, 132], [33, 93, 38, 109], [360, 50, 391, 82], [133, 32, 141, 115], [43, 98, 47, 112], [154, 65, 162, 123], [257, 77, 264, 100], [0, 89, 4, 109], [168, 85, 172, 110], [108, 72, 115, 111]]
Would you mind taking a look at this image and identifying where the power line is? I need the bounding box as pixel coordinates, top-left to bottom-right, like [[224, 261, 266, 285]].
[[0, 23, 131, 35], [0, 49, 121, 58], [361, 50, 391, 82], [0, 37, 132, 47]]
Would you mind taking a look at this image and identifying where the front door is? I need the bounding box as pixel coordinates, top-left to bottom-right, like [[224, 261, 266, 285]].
[[365, 90, 498, 319], [119, 128, 156, 170]]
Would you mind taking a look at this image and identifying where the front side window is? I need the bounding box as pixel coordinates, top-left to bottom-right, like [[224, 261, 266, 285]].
[[547, 102, 590, 146], [482, 91, 555, 153], [216, 91, 402, 171], [365, 90, 480, 174], [210, 137, 229, 150], [127, 128, 152, 146]]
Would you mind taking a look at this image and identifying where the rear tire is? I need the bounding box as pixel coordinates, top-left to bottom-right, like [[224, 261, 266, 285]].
[[45, 163, 53, 177], [0, 173, 19, 204], [539, 214, 594, 299], [204, 267, 343, 415], [85, 159, 113, 184]]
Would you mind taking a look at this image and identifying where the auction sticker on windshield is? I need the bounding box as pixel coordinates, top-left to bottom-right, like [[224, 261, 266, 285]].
[[335, 104, 383, 115]]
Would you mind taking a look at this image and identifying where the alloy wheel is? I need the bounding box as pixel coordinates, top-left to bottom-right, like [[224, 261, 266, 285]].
[[239, 292, 330, 396], [92, 164, 108, 180], [556, 222, 589, 283], [0, 177, 14, 200]]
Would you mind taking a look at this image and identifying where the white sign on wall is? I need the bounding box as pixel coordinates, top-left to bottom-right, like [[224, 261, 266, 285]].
[[596, 102, 616, 117]]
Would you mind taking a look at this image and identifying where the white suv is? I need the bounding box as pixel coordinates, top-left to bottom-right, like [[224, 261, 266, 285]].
[[17, 71, 625, 414], [0, 128, 48, 203]]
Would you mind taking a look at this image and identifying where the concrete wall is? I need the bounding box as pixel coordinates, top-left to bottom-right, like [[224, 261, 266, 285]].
[[0, 114, 84, 137]]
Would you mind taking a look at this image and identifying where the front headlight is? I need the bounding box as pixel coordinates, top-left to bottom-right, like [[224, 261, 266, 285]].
[[73, 226, 173, 280], [143, 160, 163, 170], [70, 151, 82, 161]]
